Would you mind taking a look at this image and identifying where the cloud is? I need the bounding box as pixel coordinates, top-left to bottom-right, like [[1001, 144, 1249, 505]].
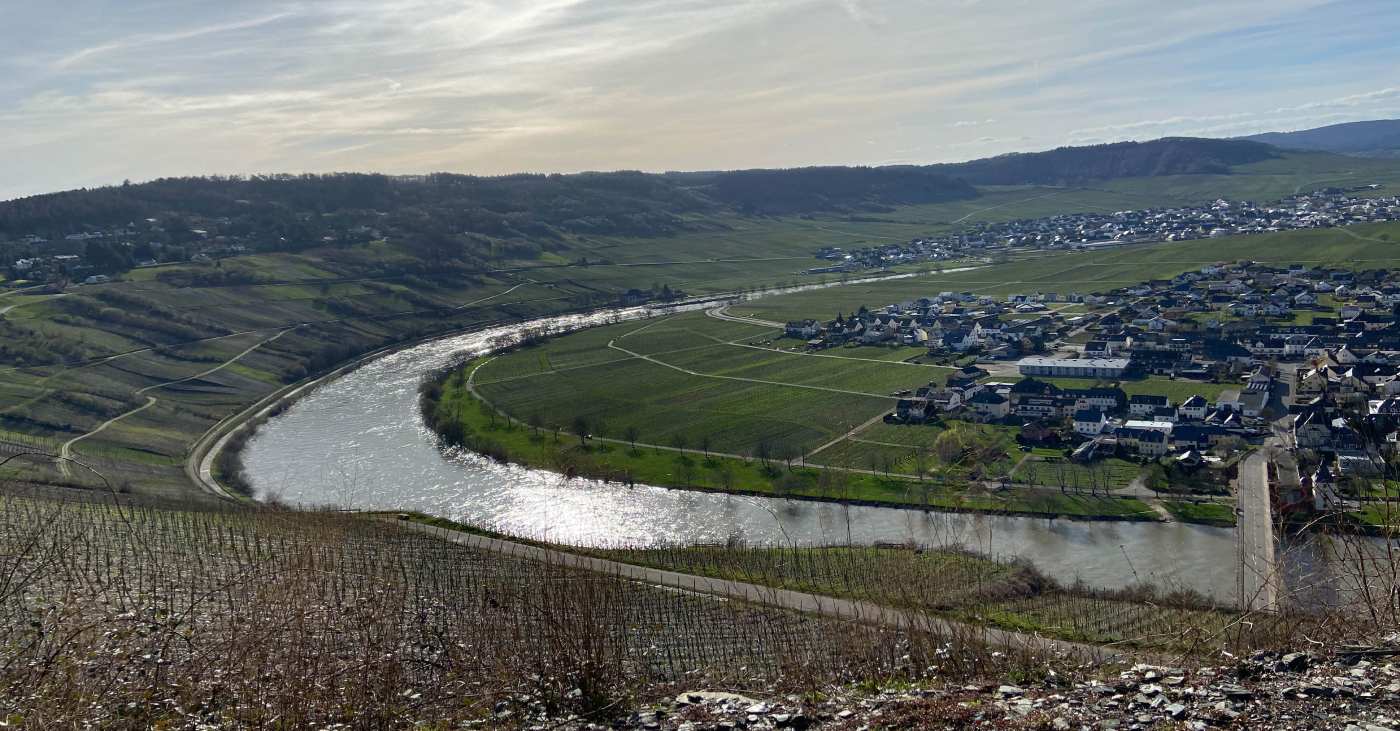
[[52, 11, 297, 70], [2, 0, 1399, 199], [1065, 86, 1400, 143]]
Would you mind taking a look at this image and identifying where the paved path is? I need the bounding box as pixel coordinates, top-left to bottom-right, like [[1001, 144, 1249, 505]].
[[59, 328, 296, 478], [399, 519, 1124, 662], [607, 340, 901, 400], [706, 305, 784, 329], [951, 191, 1063, 224], [804, 411, 892, 460], [1236, 448, 1279, 612]]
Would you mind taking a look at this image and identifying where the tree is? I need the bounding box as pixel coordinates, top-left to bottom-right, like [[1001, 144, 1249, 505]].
[[934, 428, 966, 465], [911, 447, 929, 485], [670, 433, 688, 453], [780, 444, 797, 471], [527, 413, 542, 437], [83, 240, 134, 275], [624, 425, 640, 451], [716, 464, 736, 491], [700, 434, 712, 459], [755, 440, 772, 467], [676, 455, 697, 486], [572, 415, 590, 447]]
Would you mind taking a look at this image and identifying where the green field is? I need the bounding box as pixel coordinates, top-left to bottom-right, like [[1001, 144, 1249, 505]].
[[472, 312, 952, 457], [727, 221, 1400, 323], [428, 369, 1156, 520], [1038, 376, 1235, 404]]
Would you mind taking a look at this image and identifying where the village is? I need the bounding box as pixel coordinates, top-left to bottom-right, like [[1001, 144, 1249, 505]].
[[785, 258, 1400, 524], [810, 185, 1400, 273]]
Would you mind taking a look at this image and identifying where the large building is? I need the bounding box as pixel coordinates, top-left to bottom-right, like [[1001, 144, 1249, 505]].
[[1017, 357, 1130, 379]]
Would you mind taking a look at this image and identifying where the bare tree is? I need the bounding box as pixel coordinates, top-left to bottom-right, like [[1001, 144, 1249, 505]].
[[676, 455, 697, 486], [572, 415, 590, 448], [624, 425, 640, 451], [700, 434, 712, 459], [911, 447, 929, 485], [716, 463, 736, 491]]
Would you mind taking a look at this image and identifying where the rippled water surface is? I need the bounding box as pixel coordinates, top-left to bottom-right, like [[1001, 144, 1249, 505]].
[[244, 284, 1330, 604]]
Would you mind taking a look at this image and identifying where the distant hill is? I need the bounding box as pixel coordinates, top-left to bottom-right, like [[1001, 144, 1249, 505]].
[[681, 166, 977, 215], [0, 135, 1312, 253], [928, 138, 1279, 185], [0, 168, 980, 245], [1238, 119, 1400, 159]]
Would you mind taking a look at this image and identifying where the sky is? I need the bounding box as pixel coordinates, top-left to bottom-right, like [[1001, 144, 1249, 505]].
[[3, 0, 1399, 200]]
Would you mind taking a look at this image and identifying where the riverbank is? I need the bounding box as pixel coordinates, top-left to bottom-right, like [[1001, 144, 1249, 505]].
[[422, 360, 1176, 524]]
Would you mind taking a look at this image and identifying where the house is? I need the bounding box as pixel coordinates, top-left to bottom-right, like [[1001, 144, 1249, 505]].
[[1019, 420, 1060, 446], [1179, 394, 1209, 420], [1293, 408, 1332, 449], [926, 388, 963, 412], [1073, 409, 1108, 436], [1062, 387, 1127, 411], [1151, 405, 1179, 423], [1118, 427, 1170, 457], [784, 319, 822, 339], [1238, 389, 1269, 418], [965, 389, 1010, 421], [1083, 340, 1114, 358], [1129, 394, 1170, 417]]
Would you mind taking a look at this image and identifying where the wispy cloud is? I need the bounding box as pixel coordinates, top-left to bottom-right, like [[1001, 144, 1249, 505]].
[[53, 12, 298, 70], [2, 0, 1399, 199]]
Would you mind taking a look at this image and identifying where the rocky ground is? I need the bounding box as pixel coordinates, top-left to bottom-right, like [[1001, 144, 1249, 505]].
[[513, 644, 1400, 730]]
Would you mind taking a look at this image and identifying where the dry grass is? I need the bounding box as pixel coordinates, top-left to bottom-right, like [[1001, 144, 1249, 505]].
[[0, 489, 1075, 728], [591, 540, 1399, 656]]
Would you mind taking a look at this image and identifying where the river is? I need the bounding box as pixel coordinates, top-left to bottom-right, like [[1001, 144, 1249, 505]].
[[241, 278, 1347, 605]]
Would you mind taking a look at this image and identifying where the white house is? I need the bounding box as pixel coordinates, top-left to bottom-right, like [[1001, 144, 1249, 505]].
[[1073, 409, 1108, 436]]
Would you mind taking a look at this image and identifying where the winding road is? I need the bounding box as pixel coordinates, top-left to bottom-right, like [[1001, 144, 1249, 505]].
[[59, 327, 298, 478]]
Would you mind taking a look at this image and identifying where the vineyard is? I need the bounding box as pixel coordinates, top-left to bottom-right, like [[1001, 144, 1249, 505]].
[[0, 491, 1065, 727], [592, 543, 1346, 654]]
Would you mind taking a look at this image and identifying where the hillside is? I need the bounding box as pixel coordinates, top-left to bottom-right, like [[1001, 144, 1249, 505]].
[[0, 490, 1394, 728], [930, 137, 1279, 185], [1240, 119, 1400, 159]]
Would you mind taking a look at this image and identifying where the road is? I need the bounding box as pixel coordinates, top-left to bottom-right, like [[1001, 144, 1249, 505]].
[[706, 305, 784, 328], [1236, 447, 1280, 612], [399, 519, 1125, 662], [59, 327, 297, 478]]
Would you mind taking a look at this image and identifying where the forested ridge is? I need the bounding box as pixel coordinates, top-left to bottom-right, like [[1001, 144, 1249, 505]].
[[929, 138, 1279, 185]]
